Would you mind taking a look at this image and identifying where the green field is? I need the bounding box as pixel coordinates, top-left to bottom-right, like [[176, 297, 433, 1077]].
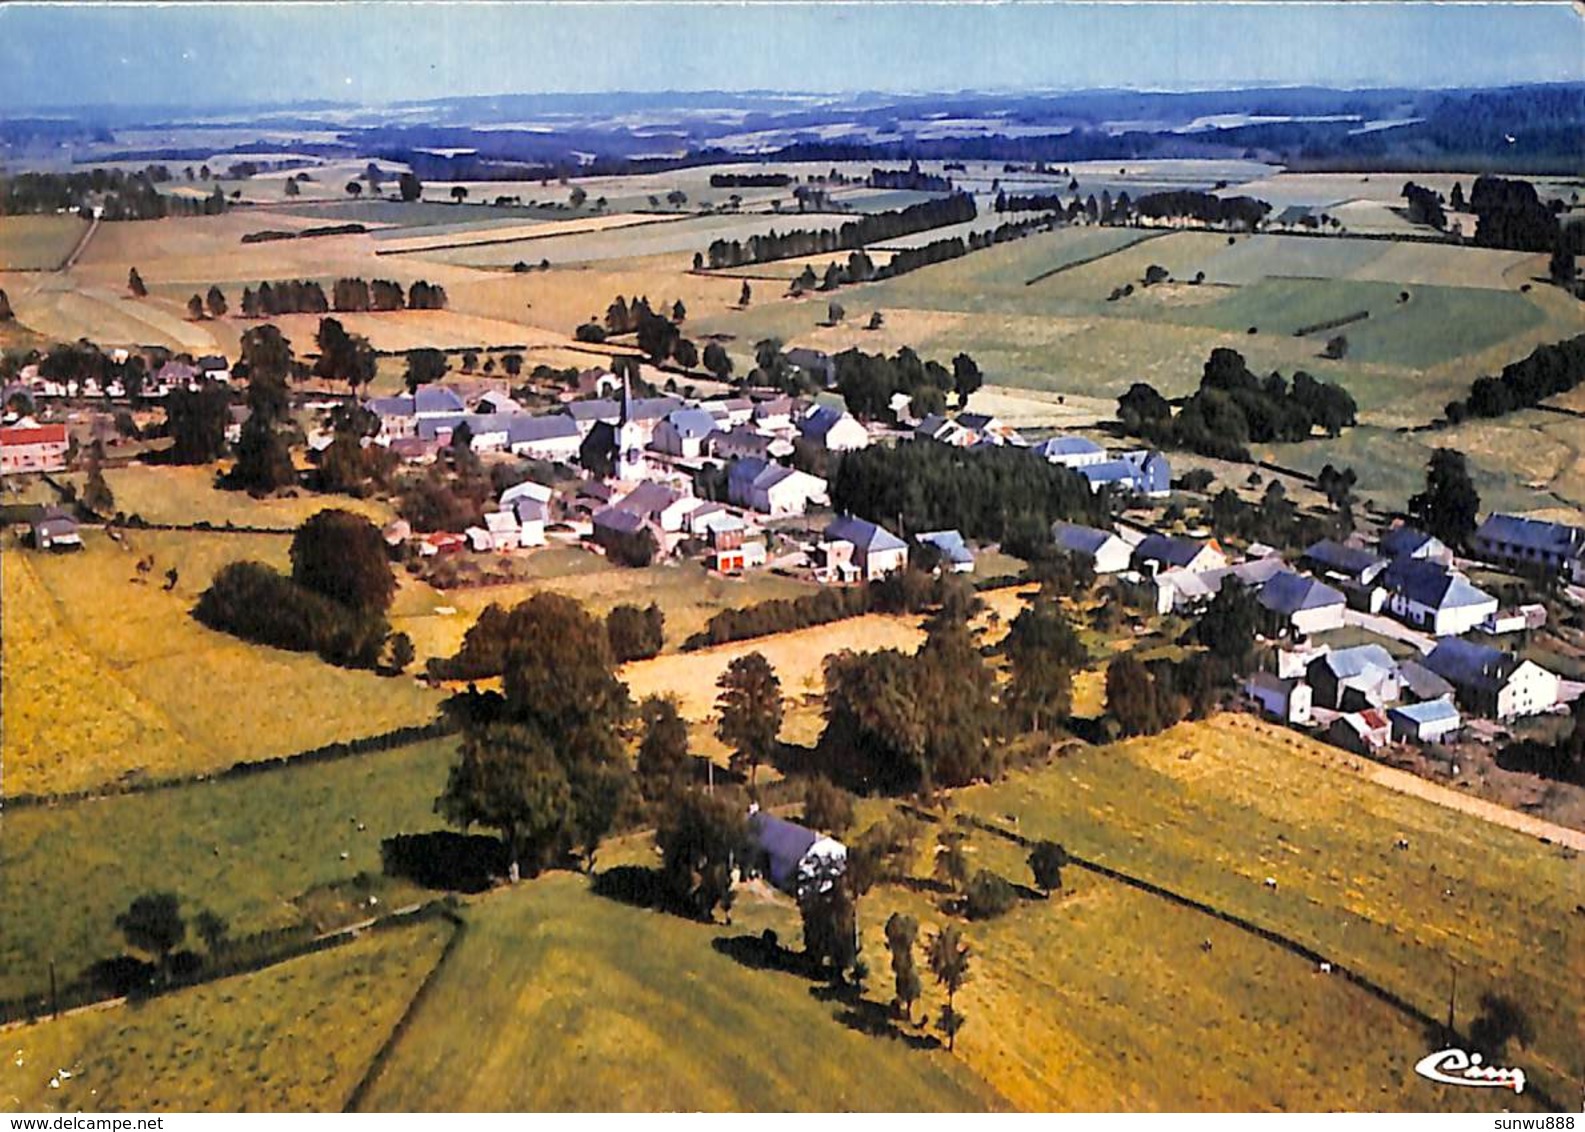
[[0, 737, 458, 1002], [0, 215, 90, 271], [353, 872, 999, 1112], [2, 529, 441, 796], [3, 919, 453, 1113]]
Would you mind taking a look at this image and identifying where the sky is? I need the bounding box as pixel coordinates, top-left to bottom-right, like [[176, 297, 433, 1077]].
[[1, 2, 1581, 111]]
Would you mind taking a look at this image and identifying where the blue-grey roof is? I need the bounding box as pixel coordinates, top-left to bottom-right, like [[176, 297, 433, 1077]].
[[956, 412, 997, 432], [505, 414, 579, 444], [1052, 522, 1117, 556], [1316, 644, 1398, 680], [1303, 539, 1385, 580], [592, 507, 647, 534], [414, 386, 467, 415], [1382, 559, 1494, 611], [748, 812, 820, 891], [1379, 525, 1442, 560], [1258, 571, 1345, 616], [662, 408, 718, 441], [1033, 436, 1103, 459], [415, 413, 506, 441], [613, 481, 682, 517], [1399, 659, 1455, 701], [916, 529, 974, 564], [1390, 698, 1461, 726], [569, 399, 620, 422], [1475, 513, 1585, 556], [1424, 637, 1518, 692], [1135, 533, 1212, 569], [366, 395, 415, 417], [631, 396, 685, 422], [825, 515, 906, 553], [798, 404, 849, 440]]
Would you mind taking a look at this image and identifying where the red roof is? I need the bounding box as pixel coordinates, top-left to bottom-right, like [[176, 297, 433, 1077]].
[[0, 424, 68, 446]]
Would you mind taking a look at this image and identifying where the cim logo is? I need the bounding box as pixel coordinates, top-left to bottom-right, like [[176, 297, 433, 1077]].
[[1414, 1048, 1526, 1094]]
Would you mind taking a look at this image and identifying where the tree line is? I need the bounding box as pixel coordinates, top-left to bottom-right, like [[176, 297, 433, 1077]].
[[832, 345, 982, 420], [708, 172, 791, 188], [1443, 333, 1585, 423], [1470, 175, 1583, 254], [427, 600, 665, 680], [830, 438, 1103, 546], [211, 278, 450, 319], [867, 164, 953, 192], [0, 168, 227, 220], [702, 194, 977, 269], [1118, 347, 1357, 461]]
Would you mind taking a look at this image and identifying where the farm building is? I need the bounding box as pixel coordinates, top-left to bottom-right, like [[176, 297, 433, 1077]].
[[611, 481, 694, 534], [500, 479, 554, 510], [820, 516, 908, 582], [746, 810, 847, 897], [1244, 670, 1313, 725], [1381, 560, 1497, 637], [712, 426, 793, 463], [1389, 699, 1462, 744], [650, 408, 720, 460], [1302, 539, 1388, 587], [1398, 659, 1456, 704], [726, 458, 828, 517], [1379, 525, 1453, 566], [505, 414, 582, 462], [1256, 571, 1347, 638], [1031, 435, 1108, 469], [1052, 522, 1132, 573], [30, 507, 81, 551], [1423, 638, 1560, 721], [590, 507, 656, 562], [1328, 709, 1392, 756], [915, 530, 975, 573], [1077, 450, 1171, 498], [704, 397, 755, 429], [511, 499, 548, 546], [1472, 513, 1585, 580], [467, 510, 528, 553], [955, 413, 1023, 447], [751, 397, 801, 433], [1307, 645, 1401, 711], [796, 405, 870, 452], [0, 422, 69, 475], [1132, 534, 1226, 576]]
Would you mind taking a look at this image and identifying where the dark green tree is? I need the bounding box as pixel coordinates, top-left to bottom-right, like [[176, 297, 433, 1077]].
[[1027, 840, 1069, 896], [928, 923, 971, 1051], [637, 694, 691, 805], [290, 509, 396, 615], [115, 892, 186, 981], [801, 776, 855, 835], [404, 348, 449, 392], [1408, 448, 1481, 550], [884, 912, 922, 1022], [715, 652, 783, 787], [655, 788, 747, 921]]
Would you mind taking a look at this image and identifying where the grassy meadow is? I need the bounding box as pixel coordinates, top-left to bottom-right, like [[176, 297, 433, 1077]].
[[2, 918, 453, 1113], [0, 736, 457, 1002], [1, 529, 441, 796], [352, 872, 999, 1112]]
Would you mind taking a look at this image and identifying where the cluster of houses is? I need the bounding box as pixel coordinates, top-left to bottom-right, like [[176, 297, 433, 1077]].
[[1046, 511, 1578, 760], [4, 352, 231, 404], [915, 414, 1172, 497]]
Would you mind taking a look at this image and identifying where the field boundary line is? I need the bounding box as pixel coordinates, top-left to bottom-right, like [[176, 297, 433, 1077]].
[[342, 909, 468, 1112], [941, 806, 1569, 1111], [373, 213, 693, 256], [1022, 229, 1168, 287]]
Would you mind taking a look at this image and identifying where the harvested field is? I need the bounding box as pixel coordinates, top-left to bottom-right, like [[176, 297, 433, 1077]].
[[0, 215, 91, 271], [2, 529, 441, 797]]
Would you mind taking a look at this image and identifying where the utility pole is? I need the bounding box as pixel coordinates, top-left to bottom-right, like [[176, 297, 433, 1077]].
[[49, 959, 57, 1020]]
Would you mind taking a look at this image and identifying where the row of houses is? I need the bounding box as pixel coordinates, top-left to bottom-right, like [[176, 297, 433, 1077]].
[[912, 413, 1172, 498]]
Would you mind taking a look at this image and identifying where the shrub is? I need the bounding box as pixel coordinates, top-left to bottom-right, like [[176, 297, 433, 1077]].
[[195, 561, 388, 668], [964, 869, 1017, 920]]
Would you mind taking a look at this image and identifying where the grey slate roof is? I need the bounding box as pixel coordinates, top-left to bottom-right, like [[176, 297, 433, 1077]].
[[1135, 533, 1211, 569], [1424, 637, 1520, 693], [1033, 435, 1104, 460], [592, 507, 647, 534], [916, 529, 974, 565], [1379, 525, 1442, 560], [661, 408, 719, 441], [1475, 513, 1585, 557], [1316, 644, 1398, 680], [505, 414, 580, 444], [1382, 559, 1494, 611], [1052, 522, 1117, 557], [1399, 659, 1456, 702], [1390, 698, 1461, 727], [1303, 539, 1385, 581], [825, 515, 906, 553], [1258, 571, 1346, 616]]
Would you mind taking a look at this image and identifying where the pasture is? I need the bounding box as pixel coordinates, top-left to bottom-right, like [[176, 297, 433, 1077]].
[[952, 713, 1584, 1108], [58, 464, 394, 529], [1, 529, 441, 797], [0, 215, 90, 271], [0, 736, 457, 1001], [2, 919, 453, 1113], [352, 873, 999, 1112]]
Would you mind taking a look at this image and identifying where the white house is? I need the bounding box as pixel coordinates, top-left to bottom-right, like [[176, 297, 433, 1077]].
[[1052, 522, 1132, 574], [821, 515, 909, 582], [500, 479, 554, 510], [727, 458, 828, 518], [1132, 534, 1227, 576], [1031, 436, 1109, 469], [651, 408, 720, 460], [797, 405, 870, 452], [1245, 671, 1313, 725], [1381, 560, 1498, 638], [915, 530, 975, 573], [1423, 638, 1560, 721], [1256, 570, 1347, 638]]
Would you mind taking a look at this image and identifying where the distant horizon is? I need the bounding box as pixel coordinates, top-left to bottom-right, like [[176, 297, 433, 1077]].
[[2, 2, 1581, 112]]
